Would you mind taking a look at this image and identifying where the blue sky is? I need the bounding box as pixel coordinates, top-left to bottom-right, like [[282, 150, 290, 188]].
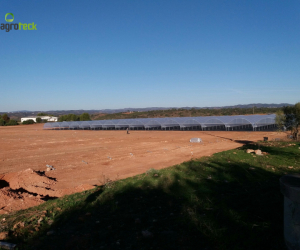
[[1, 0, 299, 112]]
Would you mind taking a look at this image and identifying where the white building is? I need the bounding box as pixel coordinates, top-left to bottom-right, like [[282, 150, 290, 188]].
[[21, 116, 58, 123]]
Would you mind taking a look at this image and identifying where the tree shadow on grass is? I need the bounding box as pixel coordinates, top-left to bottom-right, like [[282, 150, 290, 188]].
[[233, 139, 254, 144], [6, 145, 292, 250], [245, 142, 300, 160]]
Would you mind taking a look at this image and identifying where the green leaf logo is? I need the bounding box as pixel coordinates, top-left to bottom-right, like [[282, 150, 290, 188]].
[[5, 13, 14, 22]]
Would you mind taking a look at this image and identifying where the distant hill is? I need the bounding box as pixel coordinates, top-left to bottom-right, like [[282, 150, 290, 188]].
[[220, 103, 292, 109], [0, 103, 293, 121]]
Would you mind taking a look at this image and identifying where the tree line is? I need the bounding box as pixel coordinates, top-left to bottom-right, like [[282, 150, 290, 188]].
[[36, 112, 54, 116], [0, 114, 18, 126], [58, 113, 91, 122], [92, 107, 281, 120]]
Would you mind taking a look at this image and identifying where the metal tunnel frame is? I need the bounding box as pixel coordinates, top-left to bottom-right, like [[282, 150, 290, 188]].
[[43, 114, 277, 131]]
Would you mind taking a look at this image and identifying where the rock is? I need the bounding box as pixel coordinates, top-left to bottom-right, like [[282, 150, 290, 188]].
[[246, 149, 254, 153], [38, 217, 43, 224], [254, 150, 262, 155], [13, 221, 24, 229], [46, 165, 55, 171], [0, 231, 8, 240]]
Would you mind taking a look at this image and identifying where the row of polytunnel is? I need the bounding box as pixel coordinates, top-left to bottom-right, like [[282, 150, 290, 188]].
[[43, 114, 277, 131]]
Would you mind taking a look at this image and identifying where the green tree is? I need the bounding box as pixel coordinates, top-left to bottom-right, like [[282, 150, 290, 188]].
[[36, 117, 42, 123], [22, 119, 35, 125], [0, 118, 5, 126], [275, 110, 286, 131], [67, 114, 79, 121], [58, 115, 65, 122], [6, 120, 18, 126], [283, 102, 300, 140], [59, 114, 79, 122], [2, 114, 10, 123], [80, 113, 91, 121]]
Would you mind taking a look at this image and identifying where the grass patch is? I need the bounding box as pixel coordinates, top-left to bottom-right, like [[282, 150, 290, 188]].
[[0, 141, 299, 250]]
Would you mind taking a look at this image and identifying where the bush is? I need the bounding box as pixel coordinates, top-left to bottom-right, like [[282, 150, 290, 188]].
[[22, 119, 35, 125], [2, 113, 10, 123], [36, 117, 42, 123], [5, 120, 18, 126], [0, 118, 5, 126], [283, 102, 300, 140], [80, 113, 91, 121], [58, 114, 79, 122]]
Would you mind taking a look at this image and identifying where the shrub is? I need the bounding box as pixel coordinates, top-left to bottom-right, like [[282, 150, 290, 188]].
[[0, 118, 5, 126], [283, 102, 300, 140], [2, 114, 10, 123], [36, 117, 42, 123], [80, 113, 91, 121], [59, 114, 79, 122], [5, 120, 18, 126], [22, 119, 35, 125]]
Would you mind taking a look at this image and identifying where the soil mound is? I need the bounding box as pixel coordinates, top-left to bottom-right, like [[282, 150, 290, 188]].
[[0, 168, 94, 214], [3, 168, 58, 197], [0, 187, 43, 214]]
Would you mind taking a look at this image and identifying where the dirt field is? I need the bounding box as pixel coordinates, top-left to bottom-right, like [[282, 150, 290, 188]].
[[0, 124, 288, 214]]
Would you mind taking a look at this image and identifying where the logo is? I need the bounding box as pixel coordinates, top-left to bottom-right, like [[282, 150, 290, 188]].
[[5, 13, 14, 22], [1, 13, 37, 32]]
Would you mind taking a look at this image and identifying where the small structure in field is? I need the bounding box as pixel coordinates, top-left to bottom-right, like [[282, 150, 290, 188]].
[[21, 116, 58, 123], [190, 138, 202, 143]]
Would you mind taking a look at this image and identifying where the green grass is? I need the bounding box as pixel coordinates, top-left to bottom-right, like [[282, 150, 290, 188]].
[[0, 141, 299, 250]]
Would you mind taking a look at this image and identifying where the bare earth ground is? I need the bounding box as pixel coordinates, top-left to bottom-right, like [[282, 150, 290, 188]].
[[0, 124, 288, 214]]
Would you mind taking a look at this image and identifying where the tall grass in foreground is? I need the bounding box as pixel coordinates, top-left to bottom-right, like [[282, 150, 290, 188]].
[[0, 141, 299, 250]]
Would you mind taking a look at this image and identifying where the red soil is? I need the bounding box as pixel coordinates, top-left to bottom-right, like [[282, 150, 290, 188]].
[[0, 124, 288, 214]]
